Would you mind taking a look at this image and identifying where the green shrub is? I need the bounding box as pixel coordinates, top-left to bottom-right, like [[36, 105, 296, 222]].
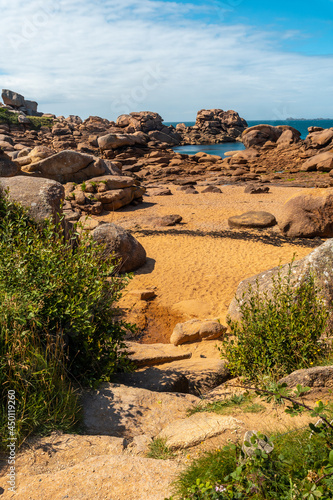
[[171, 386, 333, 499], [222, 263, 329, 381], [0, 192, 132, 449], [0, 108, 54, 129]]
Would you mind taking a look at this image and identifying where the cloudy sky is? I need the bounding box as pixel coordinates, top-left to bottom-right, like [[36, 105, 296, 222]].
[[0, 0, 333, 121]]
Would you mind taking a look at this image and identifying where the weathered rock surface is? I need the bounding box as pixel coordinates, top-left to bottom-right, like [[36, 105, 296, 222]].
[[91, 223, 147, 272], [242, 124, 300, 148], [228, 238, 333, 324], [279, 366, 333, 389], [2, 88, 40, 116], [170, 318, 227, 346], [157, 413, 242, 449], [305, 128, 333, 148], [14, 454, 180, 500], [301, 152, 333, 172], [0, 150, 19, 176], [82, 383, 200, 437], [228, 211, 277, 229], [180, 109, 247, 145], [278, 188, 333, 238], [21, 150, 106, 183], [0, 176, 64, 223], [115, 358, 230, 396], [125, 341, 192, 368]]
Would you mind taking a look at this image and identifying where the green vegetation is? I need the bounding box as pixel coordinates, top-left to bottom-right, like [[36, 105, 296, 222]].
[[222, 263, 329, 381], [0, 192, 132, 450], [147, 438, 176, 460], [0, 107, 54, 129], [170, 385, 333, 499], [188, 393, 264, 417]]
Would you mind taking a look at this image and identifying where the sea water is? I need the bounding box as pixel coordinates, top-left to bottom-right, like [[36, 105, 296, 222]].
[[166, 119, 333, 157]]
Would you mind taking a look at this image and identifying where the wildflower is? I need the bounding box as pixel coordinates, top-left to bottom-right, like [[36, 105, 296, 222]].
[[215, 484, 227, 492]]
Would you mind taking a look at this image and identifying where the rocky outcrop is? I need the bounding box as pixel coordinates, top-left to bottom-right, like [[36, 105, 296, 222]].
[[305, 128, 333, 149], [0, 176, 64, 223], [301, 152, 333, 172], [1, 89, 41, 116], [64, 176, 145, 216], [242, 124, 301, 148], [179, 109, 247, 145], [91, 223, 147, 272], [278, 188, 333, 238], [20, 150, 107, 183]]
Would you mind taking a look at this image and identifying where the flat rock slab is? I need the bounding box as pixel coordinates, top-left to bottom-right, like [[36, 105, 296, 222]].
[[83, 383, 200, 438], [157, 413, 243, 449], [14, 455, 180, 500], [115, 358, 230, 396], [125, 341, 192, 368], [228, 211, 277, 228]]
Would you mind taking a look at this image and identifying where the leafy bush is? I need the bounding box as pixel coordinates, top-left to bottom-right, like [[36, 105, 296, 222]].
[[222, 263, 329, 381], [0, 192, 132, 449]]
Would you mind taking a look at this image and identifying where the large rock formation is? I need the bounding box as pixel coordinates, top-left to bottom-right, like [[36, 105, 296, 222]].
[[20, 150, 107, 183], [178, 109, 247, 145], [1, 89, 41, 116], [278, 188, 333, 238], [242, 124, 301, 148]]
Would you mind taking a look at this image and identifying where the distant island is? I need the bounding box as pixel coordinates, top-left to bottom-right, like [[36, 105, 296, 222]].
[[286, 117, 333, 121]]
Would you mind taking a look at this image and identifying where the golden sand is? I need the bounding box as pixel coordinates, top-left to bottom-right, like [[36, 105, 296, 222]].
[[99, 184, 319, 341]]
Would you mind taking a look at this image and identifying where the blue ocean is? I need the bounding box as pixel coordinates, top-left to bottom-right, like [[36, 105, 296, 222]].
[[165, 119, 333, 157]]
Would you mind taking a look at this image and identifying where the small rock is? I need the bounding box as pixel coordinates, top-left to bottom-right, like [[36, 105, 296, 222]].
[[170, 319, 227, 346], [201, 185, 222, 193], [244, 185, 270, 194], [129, 290, 157, 301]]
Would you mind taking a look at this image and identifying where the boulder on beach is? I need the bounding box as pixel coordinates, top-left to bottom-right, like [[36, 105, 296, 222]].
[[91, 223, 147, 272], [228, 211, 276, 229], [278, 188, 333, 238]]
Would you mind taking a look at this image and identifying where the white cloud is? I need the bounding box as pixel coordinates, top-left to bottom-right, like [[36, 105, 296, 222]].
[[0, 0, 332, 120]]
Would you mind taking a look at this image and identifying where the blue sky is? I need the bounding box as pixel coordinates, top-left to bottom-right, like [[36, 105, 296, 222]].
[[0, 0, 332, 121]]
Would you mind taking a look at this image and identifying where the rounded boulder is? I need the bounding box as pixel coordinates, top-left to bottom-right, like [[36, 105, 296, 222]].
[[92, 223, 146, 273]]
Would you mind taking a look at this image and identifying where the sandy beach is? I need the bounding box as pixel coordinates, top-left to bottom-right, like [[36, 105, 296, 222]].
[[98, 184, 321, 343]]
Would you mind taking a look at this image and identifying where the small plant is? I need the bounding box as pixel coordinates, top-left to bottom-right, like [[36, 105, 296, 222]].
[[81, 181, 87, 192], [188, 393, 264, 417], [147, 438, 176, 460], [222, 262, 329, 381]]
